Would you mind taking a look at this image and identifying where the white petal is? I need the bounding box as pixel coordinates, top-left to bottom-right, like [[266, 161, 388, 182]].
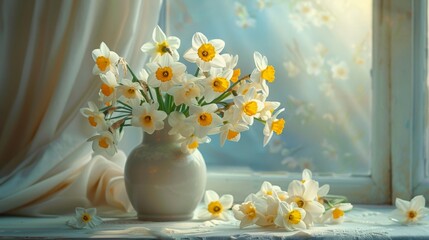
[[210, 39, 225, 52], [338, 203, 353, 211], [305, 201, 325, 216], [395, 198, 410, 212], [294, 220, 307, 230], [210, 55, 226, 68], [153, 25, 167, 42], [192, 32, 208, 48], [318, 184, 330, 197], [92, 49, 102, 60], [100, 42, 110, 56], [220, 194, 234, 209], [86, 208, 97, 216], [253, 51, 264, 70], [205, 190, 220, 204], [168, 36, 181, 48], [75, 207, 85, 215], [288, 180, 305, 197], [303, 180, 319, 200], [197, 209, 212, 220], [302, 169, 312, 181], [141, 42, 156, 53], [410, 195, 426, 210]]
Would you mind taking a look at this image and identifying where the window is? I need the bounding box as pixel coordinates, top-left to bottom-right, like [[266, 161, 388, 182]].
[[158, 0, 429, 203]]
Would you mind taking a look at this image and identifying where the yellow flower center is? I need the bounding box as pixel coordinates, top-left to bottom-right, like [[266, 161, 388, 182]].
[[287, 210, 302, 224], [272, 118, 285, 135], [156, 41, 170, 55], [332, 208, 344, 219], [96, 56, 110, 72], [243, 101, 258, 116], [88, 116, 97, 127], [123, 87, 138, 99], [140, 115, 153, 127], [101, 83, 114, 97], [188, 141, 199, 149], [155, 67, 173, 82], [98, 137, 109, 149], [208, 201, 223, 216], [198, 112, 213, 126], [198, 43, 216, 62], [212, 77, 229, 92], [244, 204, 257, 220], [261, 65, 275, 82], [295, 197, 305, 208], [81, 213, 92, 223], [265, 190, 273, 196], [227, 130, 239, 140], [231, 68, 241, 83], [408, 210, 417, 220]]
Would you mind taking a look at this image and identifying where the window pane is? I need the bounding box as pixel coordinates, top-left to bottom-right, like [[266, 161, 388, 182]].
[[166, 0, 372, 174]]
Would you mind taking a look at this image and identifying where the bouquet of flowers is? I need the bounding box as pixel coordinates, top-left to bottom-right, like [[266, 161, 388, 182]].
[[80, 26, 286, 157]]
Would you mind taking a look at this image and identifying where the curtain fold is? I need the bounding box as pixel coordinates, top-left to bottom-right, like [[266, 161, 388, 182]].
[[0, 0, 162, 216]]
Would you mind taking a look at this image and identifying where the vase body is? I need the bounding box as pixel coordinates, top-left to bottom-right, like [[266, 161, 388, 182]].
[[124, 128, 206, 221]]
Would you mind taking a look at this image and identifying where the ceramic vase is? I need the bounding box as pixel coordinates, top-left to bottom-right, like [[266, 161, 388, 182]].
[[124, 127, 206, 221]]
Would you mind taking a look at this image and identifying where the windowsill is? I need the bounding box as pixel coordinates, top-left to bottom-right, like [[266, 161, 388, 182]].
[[0, 205, 428, 239]]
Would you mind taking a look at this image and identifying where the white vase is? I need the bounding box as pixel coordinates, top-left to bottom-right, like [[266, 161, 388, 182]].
[[124, 127, 206, 221]]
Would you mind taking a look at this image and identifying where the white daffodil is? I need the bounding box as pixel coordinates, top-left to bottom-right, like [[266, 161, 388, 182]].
[[259, 101, 281, 121], [141, 25, 181, 62], [219, 122, 249, 146], [167, 74, 203, 106], [178, 134, 211, 153], [201, 69, 233, 102], [131, 102, 167, 134], [322, 203, 353, 224], [222, 54, 239, 71], [146, 54, 186, 92], [287, 179, 325, 227], [232, 194, 267, 229], [66, 207, 103, 229], [250, 51, 275, 95], [92, 42, 119, 75], [233, 87, 264, 125], [263, 108, 286, 147], [389, 195, 429, 225], [88, 130, 120, 157], [301, 168, 330, 204], [183, 32, 226, 72], [187, 104, 222, 138], [257, 181, 282, 198], [197, 190, 233, 221], [118, 78, 144, 102], [274, 201, 307, 231], [256, 195, 279, 227], [80, 101, 107, 132], [331, 61, 349, 80], [168, 111, 194, 138], [99, 71, 119, 104]]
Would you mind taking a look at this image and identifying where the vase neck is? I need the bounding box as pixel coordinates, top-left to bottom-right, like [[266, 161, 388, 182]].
[[142, 126, 180, 144]]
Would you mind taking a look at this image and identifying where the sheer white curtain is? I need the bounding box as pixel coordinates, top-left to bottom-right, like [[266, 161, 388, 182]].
[[0, 0, 161, 216]]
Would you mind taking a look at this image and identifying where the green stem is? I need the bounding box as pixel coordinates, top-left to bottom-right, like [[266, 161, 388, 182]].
[[127, 64, 139, 82], [117, 100, 133, 110], [109, 115, 131, 120], [194, 68, 200, 77], [255, 118, 266, 124], [155, 87, 165, 111]]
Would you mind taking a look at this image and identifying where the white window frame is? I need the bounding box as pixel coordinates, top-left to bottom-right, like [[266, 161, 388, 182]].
[[163, 0, 429, 203], [385, 0, 429, 203]]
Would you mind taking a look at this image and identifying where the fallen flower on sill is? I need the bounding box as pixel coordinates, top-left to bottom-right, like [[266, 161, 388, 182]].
[[389, 195, 429, 225], [66, 207, 103, 229], [320, 202, 353, 224], [197, 190, 233, 221]]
